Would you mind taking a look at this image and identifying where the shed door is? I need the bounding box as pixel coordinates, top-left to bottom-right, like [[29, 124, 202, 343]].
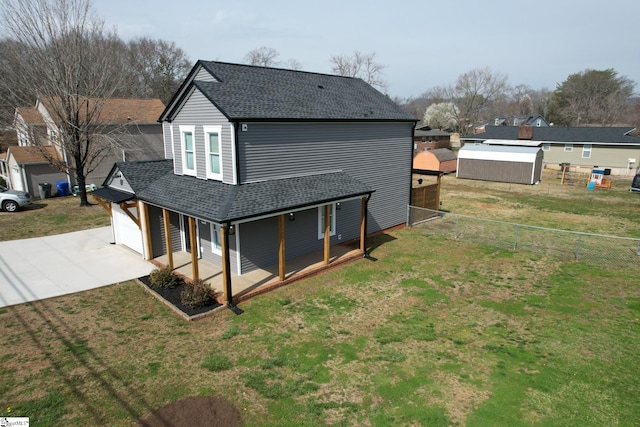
[[112, 203, 143, 254]]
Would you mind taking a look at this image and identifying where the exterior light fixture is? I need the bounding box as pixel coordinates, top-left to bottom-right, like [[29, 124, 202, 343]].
[[336, 202, 341, 210], [228, 225, 235, 235], [288, 212, 295, 221]]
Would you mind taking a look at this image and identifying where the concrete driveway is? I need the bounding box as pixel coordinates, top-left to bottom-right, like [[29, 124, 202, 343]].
[[0, 227, 154, 308]]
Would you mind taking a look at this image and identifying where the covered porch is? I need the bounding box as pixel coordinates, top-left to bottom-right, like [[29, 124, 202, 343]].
[[152, 242, 363, 303]]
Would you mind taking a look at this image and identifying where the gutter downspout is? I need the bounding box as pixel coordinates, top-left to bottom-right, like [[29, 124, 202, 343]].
[[224, 221, 243, 315], [363, 193, 376, 261]]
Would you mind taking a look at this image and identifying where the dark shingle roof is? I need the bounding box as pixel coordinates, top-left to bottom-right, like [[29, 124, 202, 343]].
[[115, 159, 174, 191], [431, 148, 457, 162], [165, 61, 416, 122], [112, 160, 373, 223], [462, 126, 640, 145]]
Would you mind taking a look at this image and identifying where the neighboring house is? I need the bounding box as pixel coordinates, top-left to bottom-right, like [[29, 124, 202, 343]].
[[475, 114, 550, 133], [92, 60, 417, 306], [0, 146, 66, 197], [414, 124, 451, 152], [12, 98, 166, 189], [462, 125, 640, 175]]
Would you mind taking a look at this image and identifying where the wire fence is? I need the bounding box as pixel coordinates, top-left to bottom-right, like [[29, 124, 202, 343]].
[[407, 206, 640, 270]]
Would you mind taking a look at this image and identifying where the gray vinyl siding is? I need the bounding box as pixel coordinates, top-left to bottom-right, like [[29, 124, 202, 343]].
[[170, 89, 234, 183], [148, 205, 181, 258], [163, 122, 173, 159], [238, 199, 362, 273], [237, 121, 413, 232], [198, 220, 223, 267], [195, 67, 217, 82]]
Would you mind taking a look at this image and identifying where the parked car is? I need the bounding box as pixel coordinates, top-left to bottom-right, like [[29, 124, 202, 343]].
[[0, 185, 33, 212]]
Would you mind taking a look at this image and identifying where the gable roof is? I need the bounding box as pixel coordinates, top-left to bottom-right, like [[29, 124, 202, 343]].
[[15, 107, 45, 125], [463, 126, 640, 145], [8, 146, 60, 164], [100, 160, 373, 223], [39, 97, 165, 124], [161, 61, 417, 122]]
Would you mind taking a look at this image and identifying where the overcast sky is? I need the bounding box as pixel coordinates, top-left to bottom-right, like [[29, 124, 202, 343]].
[[93, 0, 640, 99]]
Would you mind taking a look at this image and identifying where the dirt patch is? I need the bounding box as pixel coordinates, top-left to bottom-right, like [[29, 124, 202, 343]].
[[139, 396, 242, 427]]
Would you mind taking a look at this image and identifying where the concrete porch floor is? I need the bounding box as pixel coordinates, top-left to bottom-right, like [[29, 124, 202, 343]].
[[152, 243, 363, 302]]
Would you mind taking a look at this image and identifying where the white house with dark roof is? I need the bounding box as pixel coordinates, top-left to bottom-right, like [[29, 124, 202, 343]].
[[92, 60, 417, 308], [462, 125, 640, 175]]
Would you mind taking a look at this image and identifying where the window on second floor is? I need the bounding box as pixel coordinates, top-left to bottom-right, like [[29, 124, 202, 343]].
[[582, 144, 592, 159], [204, 126, 222, 180], [542, 143, 550, 151], [317, 204, 336, 239], [564, 144, 573, 152], [180, 126, 196, 176]]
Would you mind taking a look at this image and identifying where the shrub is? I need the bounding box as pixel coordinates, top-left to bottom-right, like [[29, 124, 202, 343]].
[[0, 176, 6, 188], [180, 279, 213, 308], [149, 267, 182, 289]]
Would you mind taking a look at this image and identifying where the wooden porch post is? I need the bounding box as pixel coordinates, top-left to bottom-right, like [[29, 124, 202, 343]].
[[278, 214, 286, 280], [323, 204, 331, 265], [360, 197, 367, 253], [142, 202, 153, 260], [436, 173, 442, 212], [162, 209, 173, 269], [188, 216, 199, 280]]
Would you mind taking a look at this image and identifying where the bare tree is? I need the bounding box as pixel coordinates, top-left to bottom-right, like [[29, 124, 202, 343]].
[[330, 51, 387, 92], [451, 67, 510, 133], [282, 58, 302, 71], [244, 46, 280, 67], [126, 37, 191, 104], [1, 0, 130, 206]]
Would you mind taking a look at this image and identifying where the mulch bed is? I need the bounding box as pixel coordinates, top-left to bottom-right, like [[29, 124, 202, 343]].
[[139, 396, 242, 426], [138, 275, 222, 317]]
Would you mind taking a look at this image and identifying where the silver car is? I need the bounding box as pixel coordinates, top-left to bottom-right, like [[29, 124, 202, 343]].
[[0, 185, 33, 212]]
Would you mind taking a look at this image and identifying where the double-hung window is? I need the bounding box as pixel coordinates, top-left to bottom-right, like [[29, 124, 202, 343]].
[[582, 144, 592, 159], [317, 204, 336, 239], [542, 143, 550, 151], [203, 126, 223, 180], [564, 144, 573, 152], [180, 126, 196, 176]]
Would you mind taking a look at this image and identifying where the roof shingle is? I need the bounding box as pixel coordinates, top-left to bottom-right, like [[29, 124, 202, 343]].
[[165, 61, 416, 122]]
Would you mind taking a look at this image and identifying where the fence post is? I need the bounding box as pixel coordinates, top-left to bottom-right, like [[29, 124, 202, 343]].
[[514, 224, 519, 250], [575, 234, 582, 261], [406, 205, 410, 227], [455, 215, 459, 239]]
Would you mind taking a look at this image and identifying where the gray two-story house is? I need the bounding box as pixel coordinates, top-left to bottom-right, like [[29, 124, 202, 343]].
[[93, 61, 416, 305]]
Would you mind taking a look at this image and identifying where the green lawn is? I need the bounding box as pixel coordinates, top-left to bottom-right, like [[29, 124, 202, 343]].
[[1, 229, 638, 425], [1, 172, 639, 425]]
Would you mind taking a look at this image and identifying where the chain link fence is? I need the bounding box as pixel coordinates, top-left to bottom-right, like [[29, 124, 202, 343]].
[[407, 206, 640, 269]]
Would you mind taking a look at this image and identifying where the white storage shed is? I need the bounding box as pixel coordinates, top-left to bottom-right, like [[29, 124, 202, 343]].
[[457, 145, 543, 185]]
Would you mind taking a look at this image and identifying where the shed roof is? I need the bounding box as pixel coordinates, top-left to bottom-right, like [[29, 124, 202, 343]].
[[458, 144, 541, 162], [161, 61, 417, 122]]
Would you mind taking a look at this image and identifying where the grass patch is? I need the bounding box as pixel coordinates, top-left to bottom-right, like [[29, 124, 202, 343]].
[[1, 171, 639, 425]]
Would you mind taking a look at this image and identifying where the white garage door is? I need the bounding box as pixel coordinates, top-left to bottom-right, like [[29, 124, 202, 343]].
[[112, 203, 143, 254]]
